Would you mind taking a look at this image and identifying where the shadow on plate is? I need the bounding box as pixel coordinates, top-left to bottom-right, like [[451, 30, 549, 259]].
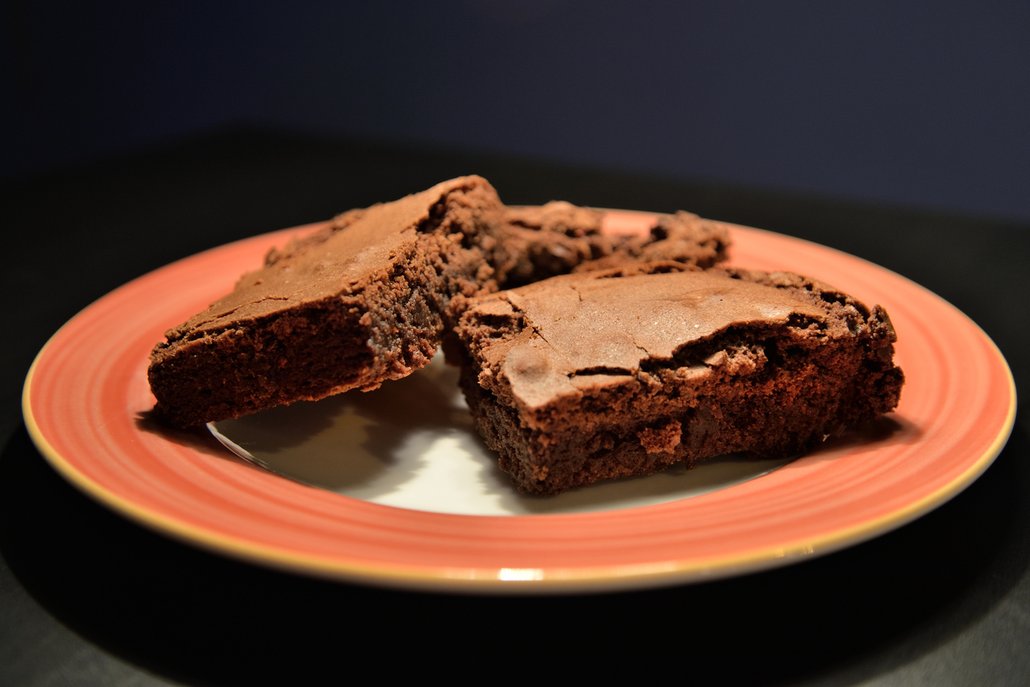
[[135, 409, 240, 461]]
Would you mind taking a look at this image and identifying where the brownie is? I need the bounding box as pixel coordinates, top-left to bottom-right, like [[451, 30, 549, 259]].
[[149, 175, 503, 427], [492, 203, 730, 287], [453, 266, 904, 495], [149, 175, 737, 427]]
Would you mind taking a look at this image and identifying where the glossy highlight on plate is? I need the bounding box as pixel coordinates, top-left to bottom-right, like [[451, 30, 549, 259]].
[[23, 212, 1016, 592]]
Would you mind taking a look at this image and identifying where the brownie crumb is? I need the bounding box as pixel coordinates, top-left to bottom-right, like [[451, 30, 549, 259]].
[[638, 420, 683, 455]]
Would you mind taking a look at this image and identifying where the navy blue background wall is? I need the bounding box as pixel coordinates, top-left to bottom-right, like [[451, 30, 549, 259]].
[[7, 1, 1030, 220]]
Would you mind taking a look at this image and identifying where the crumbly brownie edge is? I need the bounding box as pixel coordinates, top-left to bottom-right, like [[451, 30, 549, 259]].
[[572, 211, 731, 274], [490, 205, 731, 288]]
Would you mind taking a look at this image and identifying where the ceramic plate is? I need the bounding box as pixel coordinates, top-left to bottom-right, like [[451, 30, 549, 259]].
[[23, 211, 1016, 592]]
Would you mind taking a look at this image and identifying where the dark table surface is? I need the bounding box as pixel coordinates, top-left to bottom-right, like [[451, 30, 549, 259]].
[[3, 128, 1027, 685]]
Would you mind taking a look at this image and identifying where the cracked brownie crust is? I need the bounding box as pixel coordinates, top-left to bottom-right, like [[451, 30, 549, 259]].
[[454, 266, 904, 494], [149, 175, 502, 427]]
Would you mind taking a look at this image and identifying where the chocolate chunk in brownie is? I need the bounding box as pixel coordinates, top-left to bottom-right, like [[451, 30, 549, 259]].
[[453, 266, 904, 495], [149, 176, 503, 427], [492, 203, 729, 287]]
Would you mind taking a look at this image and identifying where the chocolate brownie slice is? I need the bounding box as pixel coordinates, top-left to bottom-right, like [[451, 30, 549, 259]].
[[149, 176, 502, 427], [493, 203, 729, 287], [454, 266, 904, 494]]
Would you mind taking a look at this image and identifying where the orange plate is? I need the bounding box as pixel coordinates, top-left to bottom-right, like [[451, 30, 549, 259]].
[[23, 212, 1016, 593]]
